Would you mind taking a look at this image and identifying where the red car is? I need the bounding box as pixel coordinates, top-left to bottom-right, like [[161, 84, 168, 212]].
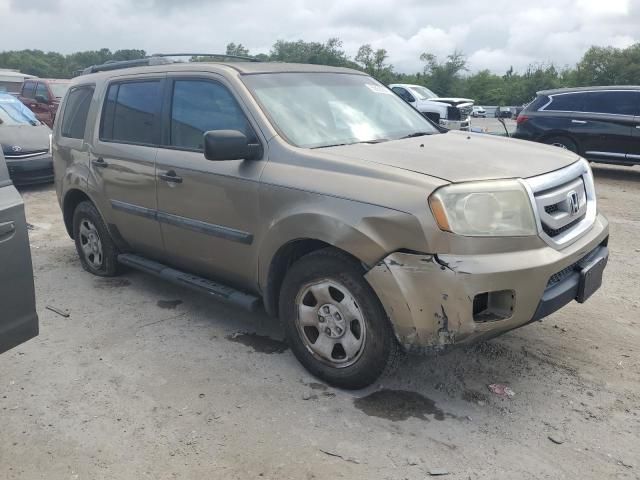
[[19, 78, 70, 128]]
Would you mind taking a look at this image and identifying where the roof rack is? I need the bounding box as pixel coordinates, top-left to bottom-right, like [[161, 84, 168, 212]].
[[78, 53, 259, 76]]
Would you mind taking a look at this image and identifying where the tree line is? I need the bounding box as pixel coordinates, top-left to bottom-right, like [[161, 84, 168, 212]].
[[1, 40, 638, 106]]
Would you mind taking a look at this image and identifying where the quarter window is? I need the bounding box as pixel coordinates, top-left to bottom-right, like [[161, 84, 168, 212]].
[[100, 81, 162, 145], [545, 93, 585, 112], [169, 80, 253, 151], [61, 86, 94, 139]]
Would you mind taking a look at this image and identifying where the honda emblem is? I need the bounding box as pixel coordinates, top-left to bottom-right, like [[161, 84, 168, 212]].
[[567, 191, 580, 216]]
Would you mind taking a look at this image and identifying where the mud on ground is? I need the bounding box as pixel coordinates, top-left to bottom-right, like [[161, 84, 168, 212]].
[[0, 164, 638, 479]]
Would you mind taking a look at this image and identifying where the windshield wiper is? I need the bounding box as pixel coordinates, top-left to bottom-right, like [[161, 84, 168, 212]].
[[313, 138, 389, 149], [399, 132, 431, 139]]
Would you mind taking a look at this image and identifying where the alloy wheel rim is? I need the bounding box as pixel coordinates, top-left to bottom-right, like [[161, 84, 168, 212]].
[[295, 279, 367, 368], [79, 219, 103, 269]]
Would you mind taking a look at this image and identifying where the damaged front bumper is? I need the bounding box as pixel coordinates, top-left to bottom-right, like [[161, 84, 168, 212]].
[[364, 214, 609, 353]]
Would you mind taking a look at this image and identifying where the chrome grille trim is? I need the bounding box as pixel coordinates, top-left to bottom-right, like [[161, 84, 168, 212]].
[[522, 159, 597, 249], [4, 150, 49, 159]]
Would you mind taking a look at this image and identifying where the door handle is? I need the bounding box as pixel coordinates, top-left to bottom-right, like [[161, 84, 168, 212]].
[[159, 170, 183, 183], [636, 125, 640, 129], [571, 119, 587, 124], [91, 157, 109, 168], [0, 221, 16, 240]]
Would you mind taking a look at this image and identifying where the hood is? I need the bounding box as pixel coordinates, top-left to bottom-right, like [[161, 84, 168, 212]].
[[319, 131, 579, 183], [430, 98, 474, 106], [0, 124, 51, 154]]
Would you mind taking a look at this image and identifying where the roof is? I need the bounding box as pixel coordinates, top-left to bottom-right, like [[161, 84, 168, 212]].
[[538, 85, 640, 95], [0, 70, 36, 80]]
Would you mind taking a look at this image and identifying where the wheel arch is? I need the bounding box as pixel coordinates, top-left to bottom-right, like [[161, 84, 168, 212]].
[[62, 189, 93, 238]]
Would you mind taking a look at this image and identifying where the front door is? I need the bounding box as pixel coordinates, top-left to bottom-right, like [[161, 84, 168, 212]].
[[155, 76, 266, 289], [89, 77, 165, 258], [0, 151, 38, 354], [571, 90, 639, 163]]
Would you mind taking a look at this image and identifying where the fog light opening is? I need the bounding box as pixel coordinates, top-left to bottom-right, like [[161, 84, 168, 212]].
[[473, 290, 515, 323]]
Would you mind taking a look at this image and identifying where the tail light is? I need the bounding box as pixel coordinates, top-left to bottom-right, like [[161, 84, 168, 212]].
[[516, 115, 529, 125]]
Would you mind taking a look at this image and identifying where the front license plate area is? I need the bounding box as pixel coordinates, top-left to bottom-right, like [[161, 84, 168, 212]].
[[576, 254, 607, 303]]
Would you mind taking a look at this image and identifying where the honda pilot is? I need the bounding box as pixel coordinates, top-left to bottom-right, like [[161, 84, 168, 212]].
[[53, 56, 609, 389]]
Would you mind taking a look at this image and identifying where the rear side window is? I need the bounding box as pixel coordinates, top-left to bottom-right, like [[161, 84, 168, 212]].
[[169, 80, 253, 151], [61, 86, 95, 139], [582, 91, 640, 116], [100, 81, 162, 145], [526, 95, 549, 112], [545, 93, 585, 112], [22, 81, 36, 98]]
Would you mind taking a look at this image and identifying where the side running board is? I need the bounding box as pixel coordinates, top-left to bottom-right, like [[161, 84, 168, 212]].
[[117, 253, 261, 312]]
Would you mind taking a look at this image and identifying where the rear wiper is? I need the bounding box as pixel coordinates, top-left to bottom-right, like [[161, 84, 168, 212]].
[[399, 132, 431, 139]]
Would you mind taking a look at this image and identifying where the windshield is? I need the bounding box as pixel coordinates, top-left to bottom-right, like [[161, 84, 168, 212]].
[[0, 94, 39, 126], [243, 73, 438, 148], [50, 82, 70, 98], [408, 85, 437, 100]]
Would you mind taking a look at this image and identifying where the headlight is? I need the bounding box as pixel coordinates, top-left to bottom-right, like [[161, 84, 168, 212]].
[[429, 180, 537, 236]]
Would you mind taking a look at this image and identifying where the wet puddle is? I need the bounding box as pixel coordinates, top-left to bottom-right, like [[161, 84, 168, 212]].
[[157, 299, 183, 309], [226, 332, 289, 354], [354, 389, 454, 421], [94, 278, 131, 289]]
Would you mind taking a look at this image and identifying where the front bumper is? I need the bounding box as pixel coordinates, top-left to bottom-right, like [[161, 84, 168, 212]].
[[439, 117, 471, 131], [365, 214, 609, 352], [6, 155, 54, 186]]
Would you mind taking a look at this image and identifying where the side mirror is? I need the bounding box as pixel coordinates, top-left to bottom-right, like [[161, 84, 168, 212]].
[[203, 130, 261, 161], [35, 95, 49, 104]]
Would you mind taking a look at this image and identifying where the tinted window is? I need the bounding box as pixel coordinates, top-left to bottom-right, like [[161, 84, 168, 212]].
[[392, 87, 414, 102], [22, 81, 36, 98], [545, 93, 585, 112], [582, 91, 639, 116], [35, 83, 49, 101], [170, 80, 252, 150], [61, 86, 94, 139], [101, 81, 162, 145], [526, 95, 549, 112]]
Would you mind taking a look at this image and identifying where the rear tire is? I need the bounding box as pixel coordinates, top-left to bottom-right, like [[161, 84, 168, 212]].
[[72, 201, 121, 277], [279, 248, 402, 389], [544, 136, 578, 153]]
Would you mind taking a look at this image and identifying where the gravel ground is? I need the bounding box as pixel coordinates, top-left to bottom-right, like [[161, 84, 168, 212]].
[[0, 163, 638, 480]]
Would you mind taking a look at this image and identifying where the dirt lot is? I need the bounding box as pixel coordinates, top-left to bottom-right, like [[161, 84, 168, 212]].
[[1, 163, 638, 480]]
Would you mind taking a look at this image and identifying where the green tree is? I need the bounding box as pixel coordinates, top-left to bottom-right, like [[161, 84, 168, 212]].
[[355, 44, 394, 83], [226, 43, 250, 57], [419, 50, 467, 96]]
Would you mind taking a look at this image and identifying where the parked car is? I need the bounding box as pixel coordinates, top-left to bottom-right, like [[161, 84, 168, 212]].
[[19, 78, 71, 128], [514, 86, 640, 165], [472, 106, 486, 118], [389, 83, 474, 130], [494, 106, 513, 118], [54, 57, 609, 389], [0, 69, 36, 95], [0, 148, 39, 354], [0, 94, 53, 185]]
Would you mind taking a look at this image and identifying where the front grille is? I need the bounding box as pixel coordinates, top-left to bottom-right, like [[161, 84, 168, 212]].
[[546, 245, 602, 288], [542, 214, 585, 237], [545, 204, 559, 214], [3, 149, 49, 159], [447, 106, 461, 121]]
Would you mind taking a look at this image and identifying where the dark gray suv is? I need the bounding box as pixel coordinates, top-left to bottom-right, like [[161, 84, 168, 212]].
[[0, 148, 39, 354]]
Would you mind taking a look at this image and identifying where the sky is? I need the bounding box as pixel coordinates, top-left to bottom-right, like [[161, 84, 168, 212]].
[[1, 0, 638, 74]]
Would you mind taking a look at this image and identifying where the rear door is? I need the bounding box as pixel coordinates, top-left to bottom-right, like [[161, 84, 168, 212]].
[[0, 150, 38, 354], [628, 93, 640, 163], [90, 77, 165, 259]]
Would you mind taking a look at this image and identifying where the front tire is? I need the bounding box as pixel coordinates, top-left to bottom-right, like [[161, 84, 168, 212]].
[[279, 248, 402, 389], [72, 201, 121, 277]]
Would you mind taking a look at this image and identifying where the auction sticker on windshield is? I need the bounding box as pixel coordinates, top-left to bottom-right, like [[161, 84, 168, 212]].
[[365, 84, 393, 94]]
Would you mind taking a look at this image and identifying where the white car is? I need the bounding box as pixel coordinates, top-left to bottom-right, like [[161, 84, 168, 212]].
[[472, 106, 486, 117], [389, 83, 474, 130]]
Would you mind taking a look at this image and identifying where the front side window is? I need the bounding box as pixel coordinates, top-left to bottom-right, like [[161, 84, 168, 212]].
[[408, 85, 437, 100], [101, 81, 162, 145], [582, 91, 640, 116], [170, 80, 253, 150], [35, 83, 49, 102], [392, 87, 414, 103], [22, 81, 36, 98], [243, 73, 437, 148], [61, 86, 94, 139]]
